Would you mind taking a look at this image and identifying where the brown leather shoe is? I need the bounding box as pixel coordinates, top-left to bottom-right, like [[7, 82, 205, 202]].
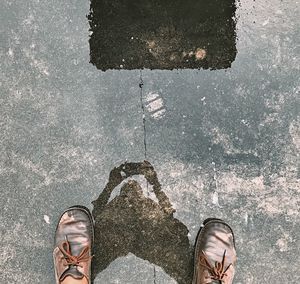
[[192, 218, 237, 284], [53, 206, 94, 284]]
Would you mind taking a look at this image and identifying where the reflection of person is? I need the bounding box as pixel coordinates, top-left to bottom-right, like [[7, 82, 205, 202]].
[[53, 206, 237, 284]]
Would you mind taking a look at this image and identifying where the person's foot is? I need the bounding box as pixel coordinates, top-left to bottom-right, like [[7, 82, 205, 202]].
[[192, 218, 237, 284], [53, 206, 94, 284]]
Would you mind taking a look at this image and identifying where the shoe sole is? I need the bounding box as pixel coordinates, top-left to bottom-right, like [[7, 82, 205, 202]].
[[192, 218, 236, 284], [54, 205, 95, 284]]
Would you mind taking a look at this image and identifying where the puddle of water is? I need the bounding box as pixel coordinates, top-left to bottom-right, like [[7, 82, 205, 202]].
[[92, 161, 194, 284], [88, 0, 237, 70]]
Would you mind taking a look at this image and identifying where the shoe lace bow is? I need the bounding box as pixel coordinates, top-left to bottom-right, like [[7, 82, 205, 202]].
[[59, 240, 92, 268], [199, 250, 232, 283]]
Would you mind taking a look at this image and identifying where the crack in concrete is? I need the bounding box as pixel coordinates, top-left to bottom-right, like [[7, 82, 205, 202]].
[[138, 78, 157, 283], [153, 265, 157, 284], [138, 75, 158, 283], [139, 70, 147, 160]]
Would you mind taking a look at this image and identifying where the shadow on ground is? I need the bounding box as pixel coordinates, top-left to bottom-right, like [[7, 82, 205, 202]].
[[92, 161, 194, 284]]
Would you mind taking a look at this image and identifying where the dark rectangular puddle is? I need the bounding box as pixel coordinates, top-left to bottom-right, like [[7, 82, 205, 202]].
[[88, 0, 237, 70]]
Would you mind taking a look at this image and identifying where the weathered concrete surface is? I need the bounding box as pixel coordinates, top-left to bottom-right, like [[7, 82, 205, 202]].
[[0, 0, 299, 283]]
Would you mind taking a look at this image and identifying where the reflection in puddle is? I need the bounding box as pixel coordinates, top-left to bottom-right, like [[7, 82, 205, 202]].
[[92, 161, 193, 284], [88, 0, 237, 70]]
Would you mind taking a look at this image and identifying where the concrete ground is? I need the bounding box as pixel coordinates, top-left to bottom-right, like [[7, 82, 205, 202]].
[[1, 0, 299, 283]]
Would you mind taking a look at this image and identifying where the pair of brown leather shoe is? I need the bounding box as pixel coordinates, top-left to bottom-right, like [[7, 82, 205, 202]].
[[53, 207, 236, 284]]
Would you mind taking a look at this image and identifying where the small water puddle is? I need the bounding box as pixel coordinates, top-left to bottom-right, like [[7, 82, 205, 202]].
[[92, 161, 194, 284]]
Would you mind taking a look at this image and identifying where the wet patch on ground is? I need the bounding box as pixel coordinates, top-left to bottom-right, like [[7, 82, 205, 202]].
[[92, 161, 194, 284], [88, 0, 237, 70]]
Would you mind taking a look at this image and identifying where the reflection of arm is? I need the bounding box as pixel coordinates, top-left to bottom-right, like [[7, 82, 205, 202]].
[[144, 165, 175, 215], [92, 166, 124, 214], [92, 161, 175, 216]]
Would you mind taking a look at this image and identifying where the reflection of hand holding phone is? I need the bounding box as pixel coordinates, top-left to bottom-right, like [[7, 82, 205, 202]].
[[91, 161, 193, 284]]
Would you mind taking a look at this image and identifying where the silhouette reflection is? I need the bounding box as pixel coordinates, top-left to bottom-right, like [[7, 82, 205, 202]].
[[92, 161, 193, 284]]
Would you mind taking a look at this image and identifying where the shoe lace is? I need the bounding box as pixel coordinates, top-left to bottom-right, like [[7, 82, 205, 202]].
[[199, 250, 232, 283], [59, 240, 93, 268]]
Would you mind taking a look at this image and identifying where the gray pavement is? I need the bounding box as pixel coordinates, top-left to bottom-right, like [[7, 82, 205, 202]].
[[1, 0, 299, 283]]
